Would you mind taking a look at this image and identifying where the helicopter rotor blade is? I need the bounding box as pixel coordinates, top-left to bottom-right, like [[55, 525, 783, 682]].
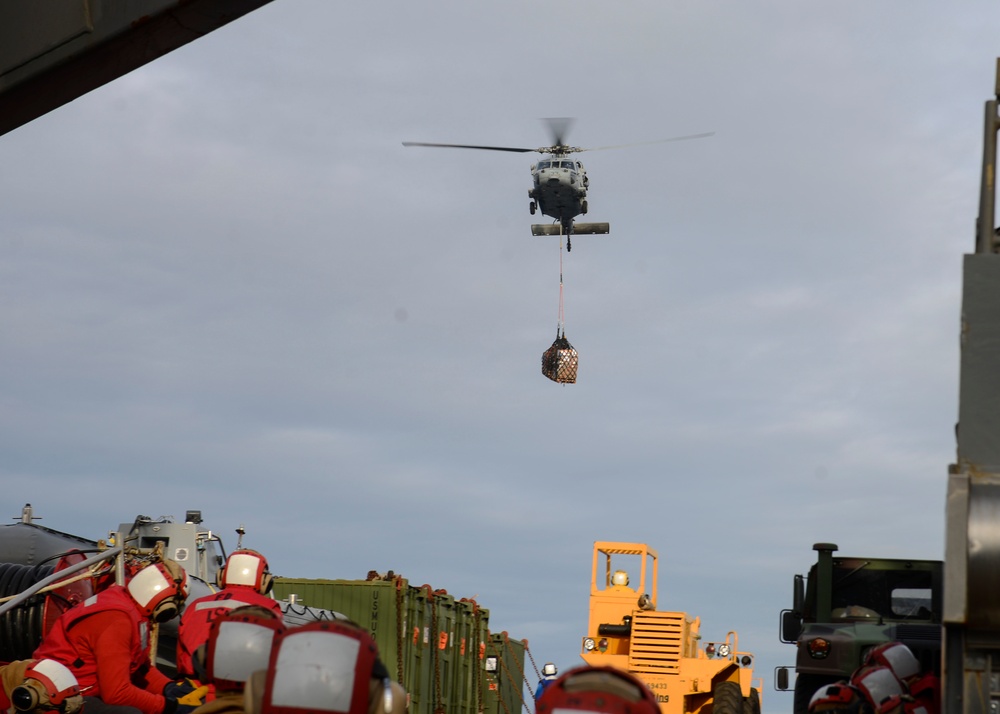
[[582, 132, 716, 152], [402, 141, 536, 154], [543, 117, 575, 147]]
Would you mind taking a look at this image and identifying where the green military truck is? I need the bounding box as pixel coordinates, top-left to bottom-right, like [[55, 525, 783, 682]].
[[776, 543, 942, 713]]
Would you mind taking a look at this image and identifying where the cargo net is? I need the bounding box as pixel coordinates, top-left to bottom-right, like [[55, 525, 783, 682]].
[[542, 330, 578, 383]]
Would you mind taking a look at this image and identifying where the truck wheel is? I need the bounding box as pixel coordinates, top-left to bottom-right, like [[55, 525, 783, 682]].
[[712, 681, 741, 714], [742, 688, 760, 714], [794, 674, 838, 714]]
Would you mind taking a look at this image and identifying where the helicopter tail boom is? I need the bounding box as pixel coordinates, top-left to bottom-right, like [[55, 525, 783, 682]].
[[531, 222, 610, 237]]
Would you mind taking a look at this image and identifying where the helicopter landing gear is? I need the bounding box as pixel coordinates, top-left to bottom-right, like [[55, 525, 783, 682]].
[[530, 201, 536, 215]]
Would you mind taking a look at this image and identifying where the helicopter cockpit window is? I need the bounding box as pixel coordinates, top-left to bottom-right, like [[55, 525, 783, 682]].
[[537, 161, 552, 170]]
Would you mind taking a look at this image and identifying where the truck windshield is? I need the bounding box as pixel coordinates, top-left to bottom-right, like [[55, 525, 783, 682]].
[[828, 567, 937, 621]]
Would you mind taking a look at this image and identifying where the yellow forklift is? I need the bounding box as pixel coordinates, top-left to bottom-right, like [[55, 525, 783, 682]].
[[580, 542, 761, 714]]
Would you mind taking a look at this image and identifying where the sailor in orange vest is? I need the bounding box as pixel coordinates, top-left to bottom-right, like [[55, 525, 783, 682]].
[[33, 559, 190, 714], [176, 550, 282, 681]]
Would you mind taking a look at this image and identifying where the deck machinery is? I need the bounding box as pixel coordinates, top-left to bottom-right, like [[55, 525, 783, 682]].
[[580, 542, 761, 714]]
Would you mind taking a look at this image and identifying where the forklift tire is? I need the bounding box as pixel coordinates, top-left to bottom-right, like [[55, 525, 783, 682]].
[[742, 688, 761, 714], [712, 681, 742, 714]]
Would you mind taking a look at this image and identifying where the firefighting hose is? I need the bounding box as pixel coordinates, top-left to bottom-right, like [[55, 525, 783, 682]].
[[0, 546, 122, 617]]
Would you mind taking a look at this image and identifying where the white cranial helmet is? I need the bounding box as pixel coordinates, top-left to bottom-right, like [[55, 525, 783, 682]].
[[127, 559, 189, 623], [11, 659, 83, 714], [851, 666, 905, 714], [865, 642, 921, 683], [206, 606, 285, 692], [255, 621, 379, 714], [220, 550, 273, 594]]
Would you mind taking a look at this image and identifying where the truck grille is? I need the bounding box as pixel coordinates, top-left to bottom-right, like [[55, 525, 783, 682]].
[[892, 624, 942, 675], [628, 611, 686, 673]]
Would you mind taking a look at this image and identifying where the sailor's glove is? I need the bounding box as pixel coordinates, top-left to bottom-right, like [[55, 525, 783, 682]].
[[163, 679, 208, 714]]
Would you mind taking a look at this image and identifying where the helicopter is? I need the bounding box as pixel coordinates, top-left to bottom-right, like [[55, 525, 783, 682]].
[[403, 118, 713, 251]]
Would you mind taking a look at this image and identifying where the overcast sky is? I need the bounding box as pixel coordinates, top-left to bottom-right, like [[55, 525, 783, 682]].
[[2, 2, 998, 712]]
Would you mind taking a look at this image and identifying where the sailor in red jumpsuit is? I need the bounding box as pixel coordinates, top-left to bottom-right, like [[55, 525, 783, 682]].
[[33, 559, 189, 714], [186, 605, 285, 714], [176, 549, 282, 680]]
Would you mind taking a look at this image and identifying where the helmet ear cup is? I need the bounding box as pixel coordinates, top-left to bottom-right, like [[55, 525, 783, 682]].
[[11, 681, 42, 712], [152, 598, 180, 623]]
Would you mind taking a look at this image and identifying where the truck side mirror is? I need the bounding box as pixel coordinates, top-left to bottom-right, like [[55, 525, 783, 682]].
[[775, 667, 791, 691], [780, 609, 802, 643]]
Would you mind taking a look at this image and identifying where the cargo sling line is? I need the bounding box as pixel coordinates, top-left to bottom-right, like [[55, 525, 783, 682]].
[[540, 225, 579, 384], [557, 230, 566, 339]]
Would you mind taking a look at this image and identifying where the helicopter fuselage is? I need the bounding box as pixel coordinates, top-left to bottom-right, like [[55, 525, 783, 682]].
[[528, 154, 589, 230]]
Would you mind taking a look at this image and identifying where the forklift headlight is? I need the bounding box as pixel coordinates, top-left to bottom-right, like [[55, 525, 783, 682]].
[[718, 644, 731, 658], [598, 638, 608, 652], [583, 638, 596, 651]]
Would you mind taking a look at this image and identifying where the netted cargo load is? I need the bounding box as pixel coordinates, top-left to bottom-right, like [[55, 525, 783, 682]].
[[542, 331, 578, 383]]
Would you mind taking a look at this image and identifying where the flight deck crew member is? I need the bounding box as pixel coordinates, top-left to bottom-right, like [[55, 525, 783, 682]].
[[242, 620, 407, 714], [535, 666, 660, 714], [0, 659, 83, 714], [535, 663, 558, 700], [33, 559, 190, 714], [609, 571, 633, 592], [176, 550, 283, 681], [187, 605, 284, 714]]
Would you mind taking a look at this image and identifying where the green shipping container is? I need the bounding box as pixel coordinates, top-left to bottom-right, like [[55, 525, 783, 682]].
[[483, 633, 528, 714], [273, 577, 501, 714]]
